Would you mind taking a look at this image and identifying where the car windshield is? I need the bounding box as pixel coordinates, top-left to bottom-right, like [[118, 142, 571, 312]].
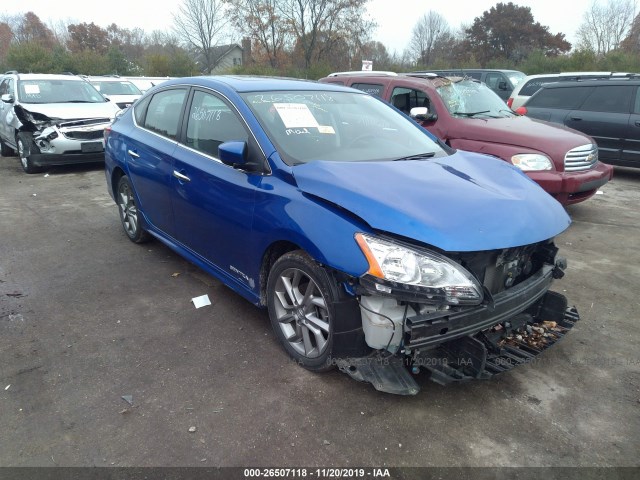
[[17, 79, 106, 104], [241, 90, 448, 165], [91, 81, 142, 96], [437, 79, 515, 118]]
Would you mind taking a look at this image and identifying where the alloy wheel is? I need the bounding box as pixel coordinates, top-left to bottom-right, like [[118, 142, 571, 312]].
[[272, 268, 331, 358]]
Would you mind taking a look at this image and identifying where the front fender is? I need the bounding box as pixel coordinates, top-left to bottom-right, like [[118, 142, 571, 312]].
[[250, 178, 371, 281]]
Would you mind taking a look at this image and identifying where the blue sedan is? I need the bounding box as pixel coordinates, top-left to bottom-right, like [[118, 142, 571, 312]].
[[104, 76, 579, 394]]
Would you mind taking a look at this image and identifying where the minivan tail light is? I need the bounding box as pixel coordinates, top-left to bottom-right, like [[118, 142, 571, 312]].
[[515, 106, 527, 116], [507, 97, 513, 108]]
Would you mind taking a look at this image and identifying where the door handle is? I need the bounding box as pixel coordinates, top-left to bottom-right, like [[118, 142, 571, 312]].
[[570, 116, 582, 121], [127, 149, 140, 158], [173, 170, 191, 182], [635, 121, 640, 127]]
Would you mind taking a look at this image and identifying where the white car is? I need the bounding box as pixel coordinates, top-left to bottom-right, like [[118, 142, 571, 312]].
[[88, 76, 142, 109], [121, 76, 175, 94], [0, 72, 121, 173], [507, 72, 632, 110]]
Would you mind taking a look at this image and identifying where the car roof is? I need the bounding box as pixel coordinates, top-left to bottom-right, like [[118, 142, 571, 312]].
[[523, 71, 631, 79], [88, 76, 135, 82], [321, 73, 465, 89], [414, 68, 524, 74], [162, 75, 357, 93], [538, 78, 640, 88], [14, 73, 85, 81]]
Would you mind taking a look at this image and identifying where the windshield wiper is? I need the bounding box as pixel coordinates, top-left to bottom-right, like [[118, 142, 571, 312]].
[[63, 100, 94, 103], [452, 110, 490, 117], [393, 152, 436, 161]]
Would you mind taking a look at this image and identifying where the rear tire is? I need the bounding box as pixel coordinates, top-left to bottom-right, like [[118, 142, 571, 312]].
[[116, 175, 151, 243], [16, 132, 42, 174], [0, 137, 14, 157]]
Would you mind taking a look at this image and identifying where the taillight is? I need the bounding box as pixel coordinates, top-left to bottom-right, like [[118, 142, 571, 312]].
[[104, 125, 111, 143], [515, 106, 527, 116], [506, 97, 513, 108]]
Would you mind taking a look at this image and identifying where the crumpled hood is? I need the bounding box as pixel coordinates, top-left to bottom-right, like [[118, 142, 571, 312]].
[[15, 102, 119, 123], [293, 152, 570, 252]]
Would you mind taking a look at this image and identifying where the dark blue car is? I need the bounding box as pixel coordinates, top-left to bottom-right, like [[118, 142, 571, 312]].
[[104, 76, 579, 395]]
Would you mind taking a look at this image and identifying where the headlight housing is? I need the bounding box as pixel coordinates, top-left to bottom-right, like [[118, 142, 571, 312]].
[[511, 153, 553, 171], [355, 233, 483, 305]]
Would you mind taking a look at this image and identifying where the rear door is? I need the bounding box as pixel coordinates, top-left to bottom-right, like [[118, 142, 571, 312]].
[[525, 85, 592, 123], [623, 85, 640, 166], [125, 87, 188, 237], [565, 85, 634, 163]]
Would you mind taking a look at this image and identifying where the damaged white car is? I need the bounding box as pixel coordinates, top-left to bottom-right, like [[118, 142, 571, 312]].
[[0, 72, 121, 173]]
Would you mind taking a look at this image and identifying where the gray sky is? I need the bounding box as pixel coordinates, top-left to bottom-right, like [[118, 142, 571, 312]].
[[1, 0, 594, 53]]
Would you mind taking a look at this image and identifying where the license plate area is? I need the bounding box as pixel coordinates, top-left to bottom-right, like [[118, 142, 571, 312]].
[[81, 141, 103, 153]]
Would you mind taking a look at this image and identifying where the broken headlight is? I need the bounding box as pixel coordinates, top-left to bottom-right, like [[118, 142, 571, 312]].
[[355, 233, 483, 305]]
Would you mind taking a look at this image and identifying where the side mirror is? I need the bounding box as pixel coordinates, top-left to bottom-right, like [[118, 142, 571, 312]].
[[1, 94, 14, 104], [410, 107, 437, 122], [498, 81, 508, 90], [219, 141, 248, 167]]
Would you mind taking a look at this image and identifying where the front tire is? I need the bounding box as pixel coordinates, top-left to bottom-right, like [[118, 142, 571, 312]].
[[16, 132, 42, 174], [116, 175, 151, 243], [267, 250, 338, 372]]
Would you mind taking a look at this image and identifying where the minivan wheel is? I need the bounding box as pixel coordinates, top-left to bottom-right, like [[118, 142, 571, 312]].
[[116, 175, 151, 243], [267, 250, 337, 372], [16, 132, 42, 174]]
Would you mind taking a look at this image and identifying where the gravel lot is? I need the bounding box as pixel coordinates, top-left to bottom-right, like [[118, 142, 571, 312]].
[[0, 154, 638, 468]]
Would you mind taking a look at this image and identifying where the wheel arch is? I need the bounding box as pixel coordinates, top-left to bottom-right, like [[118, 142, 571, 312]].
[[258, 240, 302, 307], [111, 166, 127, 199]]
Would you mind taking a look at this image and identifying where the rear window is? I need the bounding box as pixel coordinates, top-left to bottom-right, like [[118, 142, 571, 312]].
[[142, 89, 187, 140], [519, 77, 561, 97], [350, 83, 384, 97], [526, 86, 592, 110], [579, 85, 633, 113]]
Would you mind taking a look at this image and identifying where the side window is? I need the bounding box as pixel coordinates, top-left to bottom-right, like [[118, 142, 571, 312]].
[[634, 87, 640, 114], [579, 85, 633, 114], [185, 90, 248, 158], [142, 89, 187, 140], [527, 87, 592, 110], [485, 73, 504, 90], [133, 95, 152, 125], [390, 87, 431, 115], [351, 83, 384, 98], [466, 72, 482, 80]]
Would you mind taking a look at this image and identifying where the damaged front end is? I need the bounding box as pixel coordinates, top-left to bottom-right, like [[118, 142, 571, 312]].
[[13, 105, 112, 163], [336, 234, 579, 395]]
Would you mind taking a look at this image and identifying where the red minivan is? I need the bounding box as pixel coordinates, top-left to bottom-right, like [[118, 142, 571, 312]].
[[319, 72, 613, 206]]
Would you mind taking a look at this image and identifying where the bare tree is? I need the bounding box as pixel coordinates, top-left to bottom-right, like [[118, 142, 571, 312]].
[[280, 0, 372, 69], [410, 11, 450, 66], [577, 0, 637, 54], [173, 0, 230, 73], [48, 18, 73, 46], [225, 0, 290, 68], [12, 12, 57, 48]]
